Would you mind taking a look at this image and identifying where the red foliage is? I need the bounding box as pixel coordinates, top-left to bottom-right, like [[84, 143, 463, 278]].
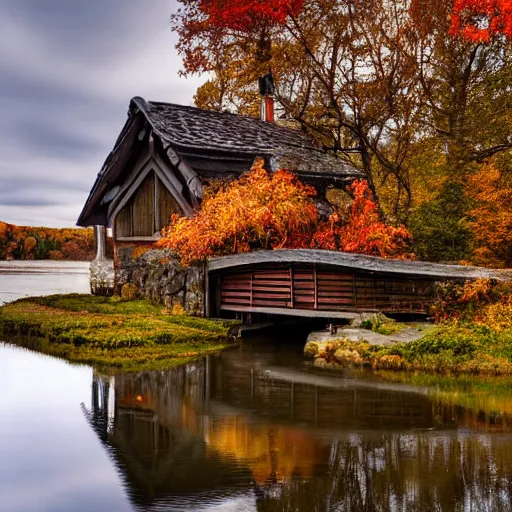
[[198, 0, 305, 32], [450, 0, 512, 41], [305, 181, 414, 259]]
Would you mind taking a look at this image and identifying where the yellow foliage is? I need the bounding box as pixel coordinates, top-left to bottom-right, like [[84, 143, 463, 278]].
[[121, 283, 139, 300], [475, 302, 512, 332], [171, 303, 186, 316], [132, 246, 153, 261]]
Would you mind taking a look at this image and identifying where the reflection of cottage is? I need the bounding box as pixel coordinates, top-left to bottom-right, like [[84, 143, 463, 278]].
[[82, 364, 254, 511], [77, 96, 362, 307]]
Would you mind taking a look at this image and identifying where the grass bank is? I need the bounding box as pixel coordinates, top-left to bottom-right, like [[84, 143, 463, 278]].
[[0, 294, 238, 371], [311, 322, 512, 375]]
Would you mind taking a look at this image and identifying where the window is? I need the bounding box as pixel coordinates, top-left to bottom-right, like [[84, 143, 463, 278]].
[[114, 171, 181, 240]]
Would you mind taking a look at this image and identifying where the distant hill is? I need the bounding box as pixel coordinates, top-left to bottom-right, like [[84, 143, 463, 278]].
[[0, 221, 95, 261]]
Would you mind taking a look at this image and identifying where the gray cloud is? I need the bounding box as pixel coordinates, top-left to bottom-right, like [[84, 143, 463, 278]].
[[0, 0, 204, 227], [0, 197, 63, 207]]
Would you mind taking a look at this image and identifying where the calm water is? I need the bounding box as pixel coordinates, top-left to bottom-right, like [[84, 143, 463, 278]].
[[1, 262, 512, 511]]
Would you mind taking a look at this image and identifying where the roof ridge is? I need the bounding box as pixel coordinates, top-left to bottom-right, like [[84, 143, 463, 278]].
[[130, 95, 315, 141]]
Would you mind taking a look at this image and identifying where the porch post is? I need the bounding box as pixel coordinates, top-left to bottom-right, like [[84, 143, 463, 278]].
[[94, 225, 107, 261], [90, 225, 114, 296]]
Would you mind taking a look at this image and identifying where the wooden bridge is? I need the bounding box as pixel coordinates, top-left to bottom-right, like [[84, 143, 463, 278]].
[[206, 250, 504, 320]]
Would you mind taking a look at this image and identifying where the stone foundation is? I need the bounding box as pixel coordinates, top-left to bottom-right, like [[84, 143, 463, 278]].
[[114, 247, 205, 316]]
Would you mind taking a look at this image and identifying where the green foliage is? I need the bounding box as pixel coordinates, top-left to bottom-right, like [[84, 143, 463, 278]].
[[0, 294, 238, 370], [409, 182, 472, 262], [360, 314, 405, 336], [405, 329, 477, 358]]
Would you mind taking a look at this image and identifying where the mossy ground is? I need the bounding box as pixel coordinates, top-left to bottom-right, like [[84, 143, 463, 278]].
[[0, 294, 238, 371], [316, 322, 512, 375]]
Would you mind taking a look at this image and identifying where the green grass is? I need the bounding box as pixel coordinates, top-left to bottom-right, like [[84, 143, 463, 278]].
[[317, 322, 512, 375], [0, 294, 239, 371], [360, 314, 407, 336]]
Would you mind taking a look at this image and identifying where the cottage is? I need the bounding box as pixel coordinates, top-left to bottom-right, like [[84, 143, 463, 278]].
[[77, 95, 363, 310]]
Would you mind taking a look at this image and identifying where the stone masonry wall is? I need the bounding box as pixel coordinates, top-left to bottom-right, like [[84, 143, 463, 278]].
[[115, 246, 205, 316]]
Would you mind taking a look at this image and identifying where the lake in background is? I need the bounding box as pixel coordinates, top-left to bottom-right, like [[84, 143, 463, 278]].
[[1, 261, 512, 512]]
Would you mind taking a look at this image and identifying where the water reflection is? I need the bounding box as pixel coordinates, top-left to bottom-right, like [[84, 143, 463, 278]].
[[83, 350, 512, 511]]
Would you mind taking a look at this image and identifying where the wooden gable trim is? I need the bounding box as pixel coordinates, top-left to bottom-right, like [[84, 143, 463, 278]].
[[107, 138, 194, 227], [164, 145, 202, 208], [105, 142, 154, 219], [108, 160, 193, 228], [151, 153, 194, 216]]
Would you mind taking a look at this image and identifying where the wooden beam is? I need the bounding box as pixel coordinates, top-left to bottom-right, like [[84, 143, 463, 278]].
[[220, 304, 362, 319]]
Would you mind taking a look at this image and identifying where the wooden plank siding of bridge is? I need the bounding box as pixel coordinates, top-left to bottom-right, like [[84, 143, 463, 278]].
[[214, 266, 435, 317], [207, 250, 506, 319]]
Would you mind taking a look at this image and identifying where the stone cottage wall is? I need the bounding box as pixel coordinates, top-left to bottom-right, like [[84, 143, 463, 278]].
[[114, 246, 205, 316]]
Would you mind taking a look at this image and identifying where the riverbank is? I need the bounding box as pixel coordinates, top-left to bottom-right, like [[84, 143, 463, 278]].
[[306, 321, 512, 375], [0, 294, 237, 371]]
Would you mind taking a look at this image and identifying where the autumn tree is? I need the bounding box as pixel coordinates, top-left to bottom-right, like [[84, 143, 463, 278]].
[[0, 221, 97, 261], [412, 0, 512, 172], [465, 162, 512, 267], [334, 180, 413, 259], [171, 0, 512, 264], [172, 0, 423, 219]]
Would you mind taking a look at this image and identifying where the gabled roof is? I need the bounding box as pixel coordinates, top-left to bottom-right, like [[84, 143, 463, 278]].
[[131, 97, 362, 179], [77, 97, 363, 227]]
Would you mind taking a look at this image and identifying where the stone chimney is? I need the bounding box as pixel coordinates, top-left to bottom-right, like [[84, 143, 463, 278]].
[[259, 72, 275, 123]]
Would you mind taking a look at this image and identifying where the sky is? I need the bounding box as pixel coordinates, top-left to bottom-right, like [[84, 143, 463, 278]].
[[0, 0, 204, 227]]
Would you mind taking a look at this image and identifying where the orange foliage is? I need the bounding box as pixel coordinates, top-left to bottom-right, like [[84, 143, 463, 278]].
[[466, 163, 512, 268], [159, 159, 318, 264], [159, 161, 413, 265], [0, 221, 96, 261], [450, 0, 512, 41]]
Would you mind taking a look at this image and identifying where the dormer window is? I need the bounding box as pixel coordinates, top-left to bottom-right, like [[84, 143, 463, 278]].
[[114, 171, 181, 241]]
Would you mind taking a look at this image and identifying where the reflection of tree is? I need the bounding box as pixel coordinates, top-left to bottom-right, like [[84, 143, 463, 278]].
[[81, 355, 512, 512], [256, 434, 512, 511]]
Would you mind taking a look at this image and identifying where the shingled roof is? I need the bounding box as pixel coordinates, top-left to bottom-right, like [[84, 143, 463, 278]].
[[131, 97, 362, 179], [77, 97, 363, 226]]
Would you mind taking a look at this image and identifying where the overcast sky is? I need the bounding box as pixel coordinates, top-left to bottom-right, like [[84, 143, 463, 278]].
[[0, 0, 204, 227]]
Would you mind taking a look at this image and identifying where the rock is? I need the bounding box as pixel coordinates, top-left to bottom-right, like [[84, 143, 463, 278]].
[[304, 341, 320, 356], [313, 358, 339, 369], [112, 247, 205, 315], [334, 348, 363, 365], [90, 259, 114, 296], [121, 282, 138, 300]]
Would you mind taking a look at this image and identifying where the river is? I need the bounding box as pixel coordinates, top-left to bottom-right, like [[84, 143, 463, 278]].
[[1, 261, 512, 511]]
